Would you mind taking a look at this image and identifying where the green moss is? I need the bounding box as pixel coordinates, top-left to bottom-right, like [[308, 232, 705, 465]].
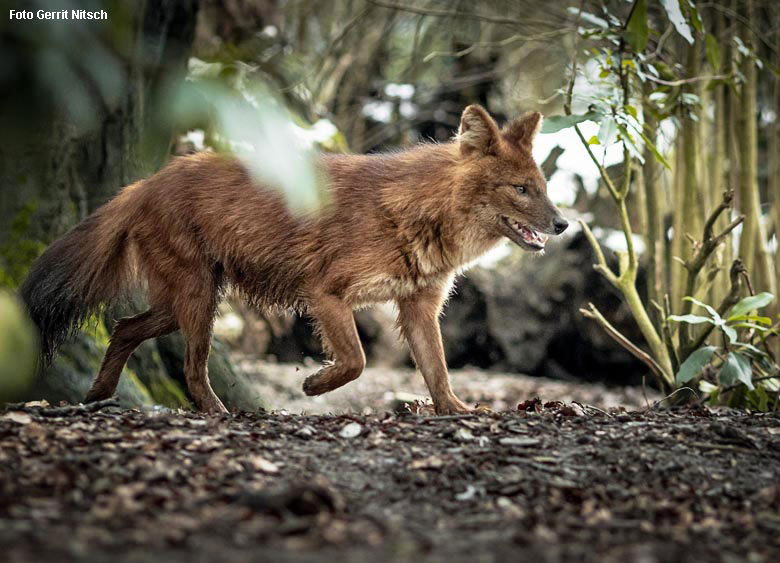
[[0, 201, 47, 289]]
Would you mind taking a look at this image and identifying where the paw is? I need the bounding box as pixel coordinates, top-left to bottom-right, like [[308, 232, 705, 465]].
[[473, 403, 494, 414], [434, 396, 472, 415], [302, 372, 328, 396]]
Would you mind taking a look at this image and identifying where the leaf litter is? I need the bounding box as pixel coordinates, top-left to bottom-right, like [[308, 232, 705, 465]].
[[1, 399, 780, 562]]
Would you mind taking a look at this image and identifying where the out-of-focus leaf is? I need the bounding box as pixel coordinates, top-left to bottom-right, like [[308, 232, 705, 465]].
[[0, 292, 38, 402], [668, 314, 714, 325], [727, 292, 774, 319], [568, 7, 609, 28], [733, 342, 767, 358], [676, 346, 716, 384], [540, 112, 601, 134], [587, 135, 600, 145], [614, 122, 645, 164], [721, 324, 738, 344], [683, 296, 721, 320], [625, 0, 648, 53], [705, 33, 721, 70], [724, 314, 771, 326], [686, 0, 703, 32], [719, 352, 753, 390], [661, 0, 694, 44], [598, 117, 618, 146], [625, 119, 672, 170]]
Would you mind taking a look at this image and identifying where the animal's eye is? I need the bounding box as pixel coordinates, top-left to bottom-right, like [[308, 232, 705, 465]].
[[513, 185, 527, 194]]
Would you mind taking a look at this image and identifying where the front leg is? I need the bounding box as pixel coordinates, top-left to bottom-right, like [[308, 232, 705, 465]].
[[302, 294, 366, 396], [397, 291, 471, 415]]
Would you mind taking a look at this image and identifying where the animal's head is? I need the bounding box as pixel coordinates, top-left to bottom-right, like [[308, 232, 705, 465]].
[[456, 105, 568, 252]]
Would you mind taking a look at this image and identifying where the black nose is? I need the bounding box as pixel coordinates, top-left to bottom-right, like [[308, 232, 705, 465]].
[[553, 216, 569, 235]]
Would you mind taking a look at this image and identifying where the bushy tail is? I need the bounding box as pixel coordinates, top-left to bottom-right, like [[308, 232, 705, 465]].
[[20, 204, 132, 365]]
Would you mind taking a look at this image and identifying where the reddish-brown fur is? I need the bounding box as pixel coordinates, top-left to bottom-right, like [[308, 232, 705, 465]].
[[21, 105, 567, 414]]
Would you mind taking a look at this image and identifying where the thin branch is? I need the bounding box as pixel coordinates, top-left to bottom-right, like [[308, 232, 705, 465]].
[[645, 74, 731, 87], [679, 191, 744, 352], [423, 30, 568, 62], [580, 303, 669, 391], [578, 219, 619, 287], [365, 0, 554, 27], [572, 125, 621, 200]]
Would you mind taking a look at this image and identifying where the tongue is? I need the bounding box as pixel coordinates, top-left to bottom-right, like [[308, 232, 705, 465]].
[[520, 226, 544, 246]]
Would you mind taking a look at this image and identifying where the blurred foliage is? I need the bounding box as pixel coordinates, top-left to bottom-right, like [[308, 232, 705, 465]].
[[0, 291, 38, 402], [0, 202, 46, 289]]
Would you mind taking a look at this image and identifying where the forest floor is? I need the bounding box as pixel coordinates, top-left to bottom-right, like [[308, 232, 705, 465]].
[[2, 364, 780, 563]]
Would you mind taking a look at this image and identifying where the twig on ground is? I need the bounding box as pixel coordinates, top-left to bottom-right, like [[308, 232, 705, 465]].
[[3, 398, 121, 417]]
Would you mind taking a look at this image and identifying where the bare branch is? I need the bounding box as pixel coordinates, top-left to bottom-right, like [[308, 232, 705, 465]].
[[365, 0, 554, 27], [580, 303, 670, 391], [423, 30, 568, 62], [578, 219, 619, 287], [680, 259, 747, 360], [645, 74, 731, 87]]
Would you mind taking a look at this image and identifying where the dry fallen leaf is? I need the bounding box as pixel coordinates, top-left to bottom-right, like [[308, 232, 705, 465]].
[[2, 411, 32, 425], [410, 455, 444, 470]]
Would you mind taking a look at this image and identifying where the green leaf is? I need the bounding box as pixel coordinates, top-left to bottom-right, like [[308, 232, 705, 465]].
[[626, 121, 672, 170], [599, 69, 610, 78], [705, 33, 721, 70], [625, 0, 648, 53], [614, 122, 645, 164], [748, 386, 769, 412], [721, 324, 738, 344], [676, 346, 717, 384], [587, 135, 600, 145], [540, 112, 601, 134], [686, 0, 703, 32], [624, 105, 638, 119], [598, 117, 618, 146], [661, 0, 694, 44], [733, 342, 767, 359], [719, 352, 753, 390], [727, 314, 772, 325], [728, 322, 771, 332], [668, 314, 714, 325], [727, 292, 774, 319], [683, 296, 721, 321]]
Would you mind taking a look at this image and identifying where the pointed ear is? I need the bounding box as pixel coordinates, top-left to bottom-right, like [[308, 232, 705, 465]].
[[504, 111, 543, 150], [457, 105, 500, 157]]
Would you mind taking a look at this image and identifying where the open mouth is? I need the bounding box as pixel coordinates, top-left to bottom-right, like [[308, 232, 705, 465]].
[[500, 216, 548, 251]]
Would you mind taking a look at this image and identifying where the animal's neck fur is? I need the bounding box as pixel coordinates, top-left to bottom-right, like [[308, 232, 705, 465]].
[[321, 142, 495, 275]]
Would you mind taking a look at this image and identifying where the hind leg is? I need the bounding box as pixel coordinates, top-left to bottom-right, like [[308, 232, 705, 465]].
[[170, 281, 227, 414], [302, 294, 366, 396], [85, 308, 177, 402], [178, 309, 227, 414]]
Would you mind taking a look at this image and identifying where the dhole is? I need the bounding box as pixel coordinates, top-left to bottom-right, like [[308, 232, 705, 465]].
[[21, 105, 567, 414]]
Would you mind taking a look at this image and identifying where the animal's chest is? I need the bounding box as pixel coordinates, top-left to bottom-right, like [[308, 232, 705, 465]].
[[346, 271, 452, 306]]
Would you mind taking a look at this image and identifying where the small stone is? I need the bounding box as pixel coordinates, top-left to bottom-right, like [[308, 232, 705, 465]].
[[499, 437, 540, 447], [248, 455, 279, 474], [339, 422, 362, 439]]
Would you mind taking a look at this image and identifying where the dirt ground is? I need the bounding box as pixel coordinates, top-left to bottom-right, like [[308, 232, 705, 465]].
[[2, 365, 780, 563]]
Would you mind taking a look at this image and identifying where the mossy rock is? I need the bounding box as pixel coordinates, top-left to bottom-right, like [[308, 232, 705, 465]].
[[28, 333, 155, 408], [157, 333, 265, 412]]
